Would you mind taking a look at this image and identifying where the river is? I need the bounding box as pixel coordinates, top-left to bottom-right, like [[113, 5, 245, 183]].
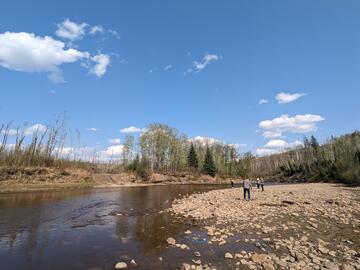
[[0, 184, 234, 270]]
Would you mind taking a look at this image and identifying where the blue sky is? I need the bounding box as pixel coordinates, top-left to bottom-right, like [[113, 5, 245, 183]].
[[0, 0, 359, 158]]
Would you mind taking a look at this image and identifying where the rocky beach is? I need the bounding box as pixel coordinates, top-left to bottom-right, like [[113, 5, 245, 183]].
[[168, 184, 360, 270]]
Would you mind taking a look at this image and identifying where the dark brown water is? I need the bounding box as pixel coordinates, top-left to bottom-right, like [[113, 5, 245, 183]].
[[0, 184, 239, 270]]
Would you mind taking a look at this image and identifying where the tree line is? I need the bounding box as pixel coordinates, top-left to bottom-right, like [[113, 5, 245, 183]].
[[250, 132, 360, 185], [1, 120, 359, 185]]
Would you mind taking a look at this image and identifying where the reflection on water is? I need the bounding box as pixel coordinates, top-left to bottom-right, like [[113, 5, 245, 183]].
[[0, 185, 227, 270]]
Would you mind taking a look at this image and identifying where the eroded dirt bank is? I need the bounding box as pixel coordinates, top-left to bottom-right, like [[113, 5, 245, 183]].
[[0, 167, 232, 192], [169, 184, 360, 270]]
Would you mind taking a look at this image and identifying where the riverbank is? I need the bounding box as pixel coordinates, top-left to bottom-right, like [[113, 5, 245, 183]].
[[0, 167, 235, 193], [169, 184, 360, 270]]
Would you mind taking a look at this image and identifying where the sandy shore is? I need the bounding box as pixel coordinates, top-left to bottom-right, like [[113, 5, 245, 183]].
[[169, 184, 360, 270]]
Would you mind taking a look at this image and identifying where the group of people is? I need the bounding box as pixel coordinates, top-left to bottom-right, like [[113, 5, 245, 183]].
[[230, 177, 265, 201]]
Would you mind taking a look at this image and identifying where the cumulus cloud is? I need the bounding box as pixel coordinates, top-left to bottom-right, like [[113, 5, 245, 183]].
[[24, 124, 47, 136], [256, 139, 303, 156], [259, 99, 269, 105], [109, 138, 121, 145], [276, 92, 307, 104], [90, 54, 110, 77], [262, 131, 283, 139], [164, 64, 172, 71], [255, 148, 280, 156], [120, 126, 145, 133], [193, 54, 220, 72], [55, 19, 88, 41], [264, 139, 302, 149], [0, 31, 89, 82], [103, 145, 124, 157], [259, 114, 325, 138], [189, 136, 221, 146]]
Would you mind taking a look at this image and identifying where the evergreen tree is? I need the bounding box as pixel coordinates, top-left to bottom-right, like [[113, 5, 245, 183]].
[[310, 135, 320, 149], [131, 154, 140, 171], [203, 147, 216, 177], [187, 143, 198, 169]]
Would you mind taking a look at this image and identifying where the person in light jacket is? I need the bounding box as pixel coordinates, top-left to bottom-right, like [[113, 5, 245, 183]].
[[243, 178, 252, 201]]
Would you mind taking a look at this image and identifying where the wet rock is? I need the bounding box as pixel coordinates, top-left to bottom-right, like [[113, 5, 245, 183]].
[[167, 237, 176, 245], [194, 251, 201, 257], [225, 252, 233, 259], [114, 262, 127, 269], [192, 259, 201, 265], [180, 263, 191, 270]]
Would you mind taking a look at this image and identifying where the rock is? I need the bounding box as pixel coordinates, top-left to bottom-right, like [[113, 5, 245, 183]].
[[194, 251, 201, 257], [180, 244, 189, 250], [240, 259, 247, 265], [323, 262, 339, 270], [167, 237, 176, 245], [275, 259, 287, 268], [301, 236, 308, 242], [341, 265, 355, 270], [114, 262, 127, 269], [181, 263, 191, 270], [225, 252, 233, 259], [185, 230, 192, 234], [319, 247, 329, 254], [251, 254, 267, 264], [130, 259, 137, 266], [262, 263, 276, 270], [192, 259, 201, 265]]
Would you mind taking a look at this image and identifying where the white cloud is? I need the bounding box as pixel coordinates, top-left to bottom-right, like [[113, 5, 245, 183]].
[[264, 139, 289, 149], [164, 64, 172, 71], [109, 138, 121, 145], [24, 124, 47, 136], [87, 127, 99, 132], [256, 140, 303, 156], [90, 54, 110, 77], [259, 114, 325, 138], [103, 145, 124, 157], [276, 92, 307, 104], [193, 54, 220, 72], [0, 32, 89, 82], [55, 19, 88, 41], [256, 148, 280, 156], [49, 89, 56, 94], [259, 99, 269, 105], [89, 25, 104, 35], [120, 126, 145, 133], [189, 136, 221, 146], [262, 130, 283, 139]]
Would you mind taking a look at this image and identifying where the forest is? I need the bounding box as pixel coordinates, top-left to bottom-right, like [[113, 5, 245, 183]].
[[1, 121, 359, 185]]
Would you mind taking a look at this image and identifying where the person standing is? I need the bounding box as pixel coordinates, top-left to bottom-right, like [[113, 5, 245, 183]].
[[260, 177, 265, 192], [243, 178, 252, 201], [231, 179, 234, 188], [256, 178, 260, 189]]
